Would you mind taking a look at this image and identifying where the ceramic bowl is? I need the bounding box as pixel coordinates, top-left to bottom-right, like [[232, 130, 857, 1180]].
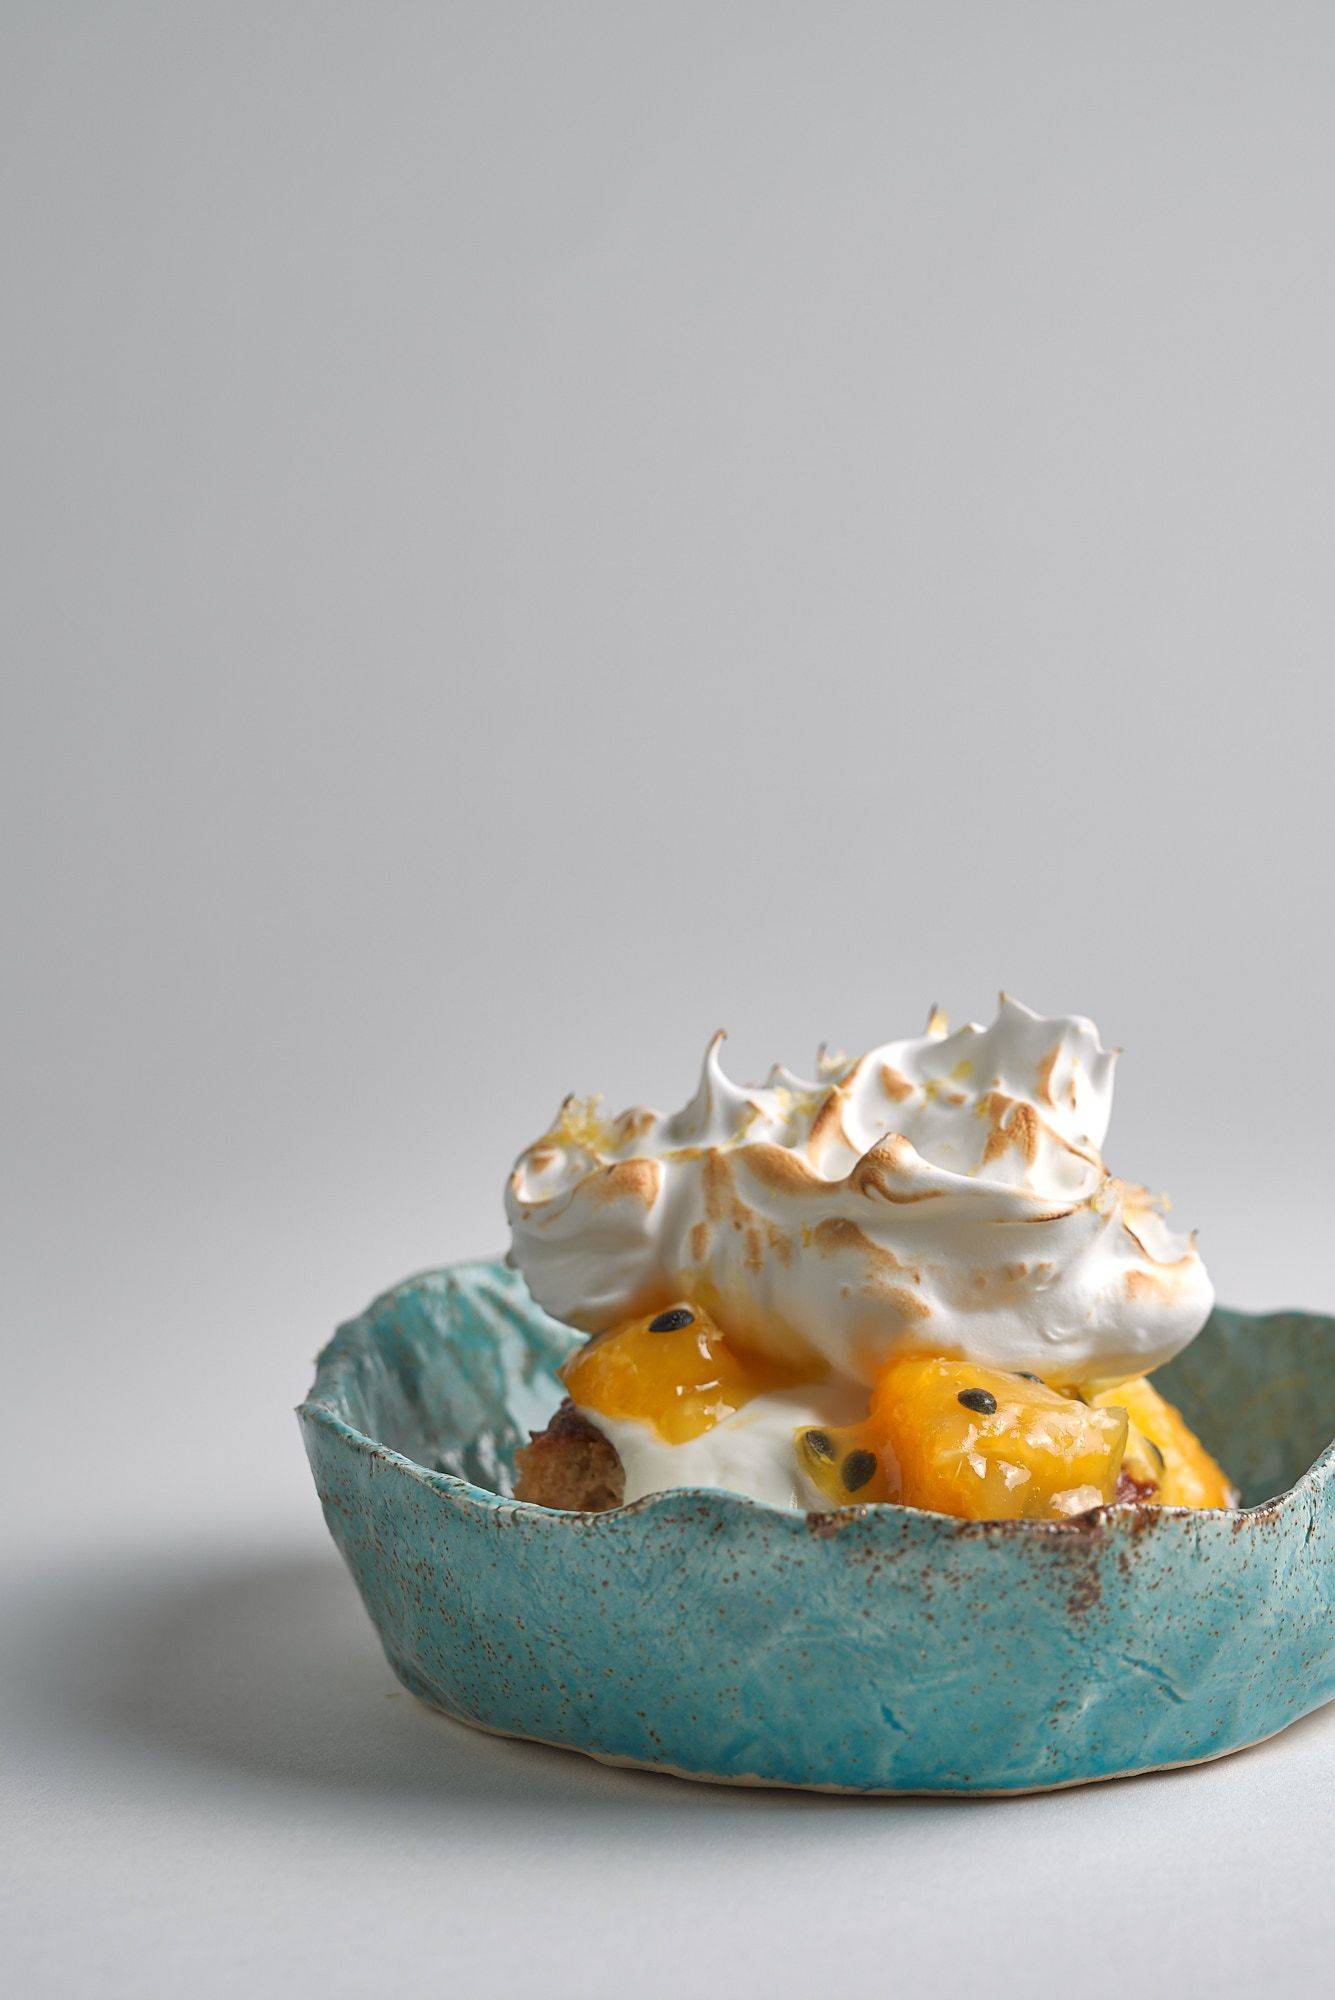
[[299, 1258, 1334, 1794]]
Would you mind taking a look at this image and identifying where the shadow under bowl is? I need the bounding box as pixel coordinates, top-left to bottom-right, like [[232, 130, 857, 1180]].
[[299, 1259, 1334, 1794]]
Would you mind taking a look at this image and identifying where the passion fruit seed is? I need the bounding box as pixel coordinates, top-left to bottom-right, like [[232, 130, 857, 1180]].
[[958, 1387, 998, 1415], [647, 1307, 696, 1333], [1147, 1438, 1166, 1468], [841, 1448, 878, 1492], [1016, 1372, 1042, 1384], [804, 1429, 835, 1462]]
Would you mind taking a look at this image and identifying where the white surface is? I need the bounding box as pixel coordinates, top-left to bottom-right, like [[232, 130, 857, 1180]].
[[5, 1532, 1332, 2000], [4, 4, 1333, 1996]]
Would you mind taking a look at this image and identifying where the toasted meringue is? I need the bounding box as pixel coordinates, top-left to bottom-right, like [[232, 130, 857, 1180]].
[[506, 997, 1214, 1390]]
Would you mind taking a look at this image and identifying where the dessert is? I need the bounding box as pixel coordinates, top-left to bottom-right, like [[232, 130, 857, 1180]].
[[509, 997, 1237, 1519]]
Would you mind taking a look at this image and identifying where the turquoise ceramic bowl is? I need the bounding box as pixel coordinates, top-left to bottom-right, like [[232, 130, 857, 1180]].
[[299, 1259, 1334, 1794]]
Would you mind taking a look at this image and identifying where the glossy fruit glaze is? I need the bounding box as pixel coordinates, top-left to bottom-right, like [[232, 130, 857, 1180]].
[[561, 1300, 807, 1445]]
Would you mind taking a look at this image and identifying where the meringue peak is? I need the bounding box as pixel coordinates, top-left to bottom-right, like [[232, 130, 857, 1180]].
[[505, 999, 1213, 1387]]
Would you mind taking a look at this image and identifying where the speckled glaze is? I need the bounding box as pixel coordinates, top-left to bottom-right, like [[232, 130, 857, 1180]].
[[299, 1260, 1334, 1794]]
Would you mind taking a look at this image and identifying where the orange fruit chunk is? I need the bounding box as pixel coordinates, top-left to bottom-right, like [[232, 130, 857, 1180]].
[[801, 1357, 1128, 1520], [1089, 1377, 1238, 1509], [562, 1301, 801, 1444]]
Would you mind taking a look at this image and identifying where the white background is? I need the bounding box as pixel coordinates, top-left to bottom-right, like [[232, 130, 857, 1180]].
[[4, 5, 1332, 1996]]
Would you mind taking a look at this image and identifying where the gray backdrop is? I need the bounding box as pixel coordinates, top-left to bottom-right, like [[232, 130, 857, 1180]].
[[4, 6, 1331, 1998]]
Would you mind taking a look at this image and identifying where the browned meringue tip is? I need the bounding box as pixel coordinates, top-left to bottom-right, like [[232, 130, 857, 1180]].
[[505, 1000, 1211, 1390]]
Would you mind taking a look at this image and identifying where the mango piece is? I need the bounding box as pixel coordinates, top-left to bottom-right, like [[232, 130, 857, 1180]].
[[1090, 1377, 1237, 1509], [562, 1301, 801, 1444], [800, 1357, 1128, 1520]]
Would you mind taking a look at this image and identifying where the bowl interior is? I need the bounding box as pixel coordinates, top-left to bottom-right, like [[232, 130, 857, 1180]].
[[314, 1264, 578, 1495], [1153, 1304, 1334, 1504], [311, 1261, 1334, 1510]]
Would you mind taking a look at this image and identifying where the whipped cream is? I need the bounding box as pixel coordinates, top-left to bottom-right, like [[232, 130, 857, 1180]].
[[594, 1385, 864, 1511], [507, 997, 1213, 1393]]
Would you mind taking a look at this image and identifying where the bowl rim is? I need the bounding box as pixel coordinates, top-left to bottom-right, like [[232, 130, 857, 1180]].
[[297, 1266, 1334, 1538]]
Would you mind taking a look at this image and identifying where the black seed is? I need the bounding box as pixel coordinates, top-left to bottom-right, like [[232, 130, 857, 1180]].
[[1016, 1372, 1042, 1384], [841, 1449, 878, 1492], [1147, 1438, 1166, 1469], [804, 1429, 836, 1462], [648, 1307, 695, 1333], [958, 1387, 998, 1415]]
